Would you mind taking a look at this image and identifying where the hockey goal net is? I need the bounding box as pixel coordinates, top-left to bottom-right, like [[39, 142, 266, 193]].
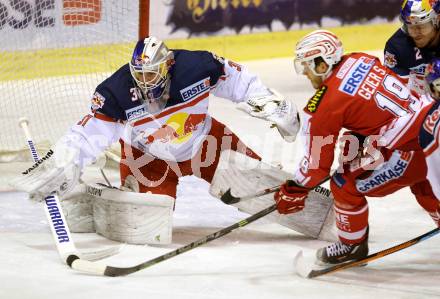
[[0, 0, 149, 163]]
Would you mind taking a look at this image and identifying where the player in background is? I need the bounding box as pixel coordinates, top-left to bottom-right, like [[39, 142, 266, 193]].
[[273, 30, 439, 265], [381, 57, 440, 202], [384, 0, 440, 95], [11, 37, 300, 245], [419, 61, 440, 198]]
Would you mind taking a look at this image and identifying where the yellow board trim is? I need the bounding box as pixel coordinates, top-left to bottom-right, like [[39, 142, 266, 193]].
[[1, 23, 400, 81], [167, 23, 400, 61]]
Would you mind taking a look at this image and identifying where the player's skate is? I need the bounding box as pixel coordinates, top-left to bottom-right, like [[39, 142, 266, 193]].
[[316, 236, 369, 265]]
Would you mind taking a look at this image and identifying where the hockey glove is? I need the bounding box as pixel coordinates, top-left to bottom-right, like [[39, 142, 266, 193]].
[[10, 143, 81, 201], [274, 180, 309, 214], [267, 99, 300, 143], [237, 89, 281, 118], [238, 89, 300, 142]]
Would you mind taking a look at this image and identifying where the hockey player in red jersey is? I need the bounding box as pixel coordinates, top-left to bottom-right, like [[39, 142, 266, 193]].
[[381, 57, 440, 208], [273, 30, 439, 265]]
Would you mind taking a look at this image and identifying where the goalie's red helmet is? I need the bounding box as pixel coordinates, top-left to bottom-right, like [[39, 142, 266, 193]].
[[294, 30, 343, 78]]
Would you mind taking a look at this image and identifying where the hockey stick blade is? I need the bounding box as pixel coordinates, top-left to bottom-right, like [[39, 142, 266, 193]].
[[80, 244, 123, 262], [221, 176, 331, 205], [220, 186, 280, 204], [69, 204, 277, 276], [294, 227, 440, 279], [293, 250, 311, 278]]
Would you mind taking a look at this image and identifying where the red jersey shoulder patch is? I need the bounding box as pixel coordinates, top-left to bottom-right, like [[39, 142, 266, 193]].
[[306, 85, 327, 113]]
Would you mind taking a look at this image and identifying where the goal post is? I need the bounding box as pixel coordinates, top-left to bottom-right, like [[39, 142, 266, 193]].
[[0, 0, 149, 162], [139, 0, 149, 39]]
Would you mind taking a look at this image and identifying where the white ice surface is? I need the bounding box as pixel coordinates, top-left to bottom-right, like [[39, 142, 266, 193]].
[[1, 56, 439, 299]]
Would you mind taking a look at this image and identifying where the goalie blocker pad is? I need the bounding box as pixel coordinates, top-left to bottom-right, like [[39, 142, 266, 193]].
[[62, 184, 174, 245], [210, 150, 337, 242]]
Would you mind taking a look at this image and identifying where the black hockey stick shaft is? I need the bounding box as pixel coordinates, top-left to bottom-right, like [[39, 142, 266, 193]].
[[69, 204, 277, 276], [220, 175, 331, 205], [307, 226, 440, 278], [221, 186, 281, 204]]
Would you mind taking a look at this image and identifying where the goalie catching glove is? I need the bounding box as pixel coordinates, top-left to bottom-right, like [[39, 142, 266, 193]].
[[10, 142, 81, 201], [237, 89, 300, 142]]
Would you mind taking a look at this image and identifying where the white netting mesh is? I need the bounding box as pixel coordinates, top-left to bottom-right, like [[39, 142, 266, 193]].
[[0, 0, 140, 160]]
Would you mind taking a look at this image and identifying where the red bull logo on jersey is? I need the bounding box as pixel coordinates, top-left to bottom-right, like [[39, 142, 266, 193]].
[[180, 78, 210, 101], [91, 91, 105, 111], [144, 112, 206, 145], [423, 106, 440, 135], [384, 51, 397, 68], [339, 57, 374, 96]]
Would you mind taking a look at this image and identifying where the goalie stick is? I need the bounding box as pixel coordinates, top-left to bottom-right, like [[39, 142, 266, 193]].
[[220, 176, 330, 205], [18, 118, 121, 263], [68, 204, 278, 276], [294, 226, 440, 279]]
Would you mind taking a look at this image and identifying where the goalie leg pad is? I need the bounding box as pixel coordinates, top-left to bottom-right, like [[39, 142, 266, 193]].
[[89, 185, 174, 245], [210, 150, 337, 241], [61, 183, 95, 233]]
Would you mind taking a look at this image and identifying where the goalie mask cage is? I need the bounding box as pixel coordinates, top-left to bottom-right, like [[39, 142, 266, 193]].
[[0, 0, 149, 162]]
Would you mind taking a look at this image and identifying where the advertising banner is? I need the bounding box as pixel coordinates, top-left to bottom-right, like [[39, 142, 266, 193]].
[[0, 0, 138, 51], [156, 0, 400, 37], [1, 0, 402, 51]]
